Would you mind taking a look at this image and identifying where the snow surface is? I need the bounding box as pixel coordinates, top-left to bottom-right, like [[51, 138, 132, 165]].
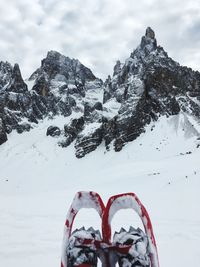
[[103, 98, 121, 119], [0, 113, 200, 267], [25, 79, 35, 91]]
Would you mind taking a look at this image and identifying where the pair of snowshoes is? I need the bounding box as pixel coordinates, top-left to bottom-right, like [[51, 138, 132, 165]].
[[61, 192, 159, 267]]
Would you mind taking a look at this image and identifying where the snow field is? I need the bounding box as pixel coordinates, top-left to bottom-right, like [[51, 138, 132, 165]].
[[0, 113, 200, 266]]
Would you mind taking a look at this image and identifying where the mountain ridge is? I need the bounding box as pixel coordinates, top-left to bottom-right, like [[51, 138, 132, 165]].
[[0, 27, 200, 157]]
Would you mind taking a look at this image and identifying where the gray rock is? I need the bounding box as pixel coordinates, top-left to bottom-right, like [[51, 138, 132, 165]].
[[46, 126, 61, 137], [0, 118, 7, 145], [60, 117, 85, 147], [93, 102, 103, 111], [64, 117, 85, 137], [16, 123, 32, 134]]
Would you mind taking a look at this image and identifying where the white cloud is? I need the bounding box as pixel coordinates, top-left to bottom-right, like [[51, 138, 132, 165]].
[[0, 0, 199, 80]]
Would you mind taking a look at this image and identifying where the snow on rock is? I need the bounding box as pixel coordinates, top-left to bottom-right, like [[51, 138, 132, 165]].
[[75, 122, 103, 158], [0, 61, 13, 90]]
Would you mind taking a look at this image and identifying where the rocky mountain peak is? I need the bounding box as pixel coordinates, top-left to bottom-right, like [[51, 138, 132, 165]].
[[29, 51, 97, 93], [46, 50, 67, 59], [41, 50, 72, 71]]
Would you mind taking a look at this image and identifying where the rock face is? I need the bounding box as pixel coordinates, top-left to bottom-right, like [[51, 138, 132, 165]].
[[0, 51, 102, 150], [101, 27, 200, 151], [0, 61, 34, 133], [29, 51, 103, 120], [0, 27, 200, 157], [75, 123, 103, 158]]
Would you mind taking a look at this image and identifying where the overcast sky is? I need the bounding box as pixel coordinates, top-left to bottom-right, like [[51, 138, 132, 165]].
[[0, 0, 200, 80]]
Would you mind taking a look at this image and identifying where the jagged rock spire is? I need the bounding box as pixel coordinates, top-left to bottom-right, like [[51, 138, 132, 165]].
[[113, 60, 122, 76], [140, 27, 157, 50], [7, 63, 28, 93], [145, 27, 155, 39]]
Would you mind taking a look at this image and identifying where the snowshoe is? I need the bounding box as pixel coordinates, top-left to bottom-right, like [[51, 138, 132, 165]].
[[61, 192, 159, 267], [102, 193, 159, 267], [61, 191, 105, 267]]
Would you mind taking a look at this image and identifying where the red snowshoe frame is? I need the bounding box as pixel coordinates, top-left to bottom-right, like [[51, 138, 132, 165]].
[[61, 192, 160, 267]]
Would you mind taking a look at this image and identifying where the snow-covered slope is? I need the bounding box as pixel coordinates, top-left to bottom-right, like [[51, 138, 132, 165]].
[[0, 114, 200, 267]]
